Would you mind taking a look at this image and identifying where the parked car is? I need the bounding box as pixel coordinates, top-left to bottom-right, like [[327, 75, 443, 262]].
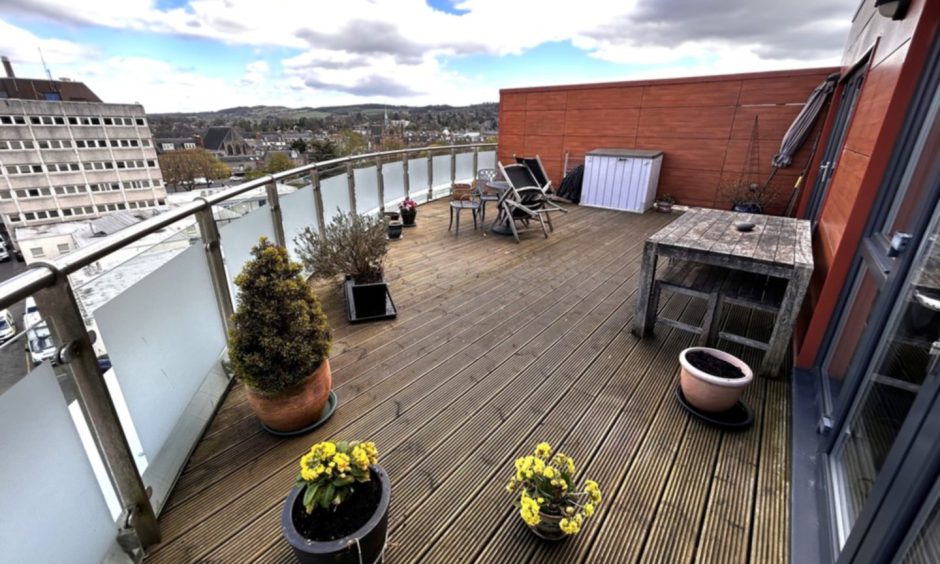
[[13, 247, 23, 262], [97, 354, 112, 373], [23, 297, 41, 329], [0, 309, 16, 343], [26, 322, 56, 365], [0, 244, 9, 262]]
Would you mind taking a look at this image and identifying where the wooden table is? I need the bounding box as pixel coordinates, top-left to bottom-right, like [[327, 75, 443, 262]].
[[633, 207, 813, 376]]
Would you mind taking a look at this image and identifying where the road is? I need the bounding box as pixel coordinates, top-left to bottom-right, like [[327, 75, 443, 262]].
[[0, 257, 30, 393]]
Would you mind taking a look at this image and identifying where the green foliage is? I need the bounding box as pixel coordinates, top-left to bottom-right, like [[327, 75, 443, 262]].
[[158, 148, 231, 187], [228, 238, 331, 396], [336, 129, 368, 156], [295, 211, 388, 283], [307, 138, 339, 164], [265, 152, 295, 174], [289, 139, 308, 154]]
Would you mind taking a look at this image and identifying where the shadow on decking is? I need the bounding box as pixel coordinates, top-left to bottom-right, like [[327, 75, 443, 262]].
[[147, 201, 789, 563]]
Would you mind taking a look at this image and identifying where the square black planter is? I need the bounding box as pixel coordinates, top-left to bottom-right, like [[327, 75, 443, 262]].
[[344, 277, 397, 323]]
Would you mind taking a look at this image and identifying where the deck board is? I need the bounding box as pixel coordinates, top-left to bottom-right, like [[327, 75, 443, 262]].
[[149, 201, 790, 563]]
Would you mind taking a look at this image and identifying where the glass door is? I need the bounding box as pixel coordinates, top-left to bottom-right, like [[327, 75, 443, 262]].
[[825, 80, 940, 554], [804, 68, 866, 223], [828, 200, 940, 547]]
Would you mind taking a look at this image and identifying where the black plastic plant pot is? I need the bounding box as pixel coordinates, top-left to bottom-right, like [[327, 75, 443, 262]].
[[387, 223, 403, 240], [400, 209, 416, 227], [344, 277, 397, 323], [282, 465, 391, 564]]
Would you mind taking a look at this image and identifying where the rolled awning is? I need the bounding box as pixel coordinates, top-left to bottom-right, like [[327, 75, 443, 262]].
[[771, 72, 840, 168]]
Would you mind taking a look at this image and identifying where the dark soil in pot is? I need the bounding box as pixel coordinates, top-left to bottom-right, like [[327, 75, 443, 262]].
[[686, 350, 745, 380], [292, 477, 382, 541]]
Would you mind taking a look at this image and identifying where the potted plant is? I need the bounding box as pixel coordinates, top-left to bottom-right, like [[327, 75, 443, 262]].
[[282, 440, 390, 564], [678, 347, 753, 412], [228, 237, 334, 435], [296, 211, 397, 323], [654, 194, 676, 213], [384, 212, 403, 240], [506, 442, 602, 541], [399, 198, 417, 227]]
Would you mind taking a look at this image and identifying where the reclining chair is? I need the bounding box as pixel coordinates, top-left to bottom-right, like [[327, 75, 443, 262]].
[[496, 162, 563, 243]]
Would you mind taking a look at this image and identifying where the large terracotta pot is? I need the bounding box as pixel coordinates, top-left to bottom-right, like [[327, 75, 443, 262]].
[[679, 347, 752, 413], [245, 359, 332, 433]]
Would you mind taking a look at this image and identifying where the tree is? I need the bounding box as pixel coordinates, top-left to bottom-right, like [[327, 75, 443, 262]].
[[265, 152, 295, 174], [290, 139, 308, 155], [380, 136, 406, 151], [307, 139, 339, 164], [158, 149, 231, 189], [336, 129, 368, 156]]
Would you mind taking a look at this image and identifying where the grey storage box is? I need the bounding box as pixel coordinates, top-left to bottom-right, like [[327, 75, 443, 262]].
[[580, 148, 663, 213]]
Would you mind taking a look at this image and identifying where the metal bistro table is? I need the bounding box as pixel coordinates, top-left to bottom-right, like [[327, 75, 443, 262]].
[[633, 207, 813, 376], [485, 180, 513, 235]]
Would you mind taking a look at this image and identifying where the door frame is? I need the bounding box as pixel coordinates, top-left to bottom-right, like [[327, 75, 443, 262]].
[[809, 31, 940, 563]]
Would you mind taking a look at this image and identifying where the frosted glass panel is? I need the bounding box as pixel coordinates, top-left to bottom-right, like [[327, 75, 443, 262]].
[[320, 172, 350, 223], [408, 157, 429, 199], [456, 152, 474, 182], [383, 161, 406, 205], [95, 244, 227, 460], [479, 150, 496, 171], [0, 364, 115, 564], [220, 203, 275, 297], [281, 185, 318, 260], [354, 165, 381, 215], [432, 154, 451, 188]]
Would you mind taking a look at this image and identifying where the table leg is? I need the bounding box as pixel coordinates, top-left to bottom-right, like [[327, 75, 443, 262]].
[[760, 267, 812, 377], [633, 241, 659, 338]]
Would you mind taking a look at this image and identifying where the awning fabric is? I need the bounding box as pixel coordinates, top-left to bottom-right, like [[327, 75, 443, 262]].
[[771, 72, 840, 169]]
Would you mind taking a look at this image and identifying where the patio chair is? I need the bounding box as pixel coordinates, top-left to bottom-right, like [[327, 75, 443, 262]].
[[472, 168, 500, 227], [514, 155, 569, 218], [496, 162, 557, 243]]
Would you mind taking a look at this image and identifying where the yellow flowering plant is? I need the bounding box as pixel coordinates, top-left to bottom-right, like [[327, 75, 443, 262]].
[[506, 442, 602, 536], [296, 440, 379, 512]]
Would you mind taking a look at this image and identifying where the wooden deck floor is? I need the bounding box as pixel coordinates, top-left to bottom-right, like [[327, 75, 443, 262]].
[[148, 201, 790, 563]]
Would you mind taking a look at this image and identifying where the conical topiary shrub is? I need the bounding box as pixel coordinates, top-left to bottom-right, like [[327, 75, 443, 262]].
[[228, 237, 334, 434]]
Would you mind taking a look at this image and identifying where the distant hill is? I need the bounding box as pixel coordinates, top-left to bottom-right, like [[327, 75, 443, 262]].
[[148, 102, 499, 137]]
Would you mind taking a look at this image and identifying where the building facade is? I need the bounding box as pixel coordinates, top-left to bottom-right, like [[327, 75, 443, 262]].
[[0, 76, 167, 239]]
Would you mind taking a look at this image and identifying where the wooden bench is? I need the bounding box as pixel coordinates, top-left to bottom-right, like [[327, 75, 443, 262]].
[[652, 261, 730, 344]]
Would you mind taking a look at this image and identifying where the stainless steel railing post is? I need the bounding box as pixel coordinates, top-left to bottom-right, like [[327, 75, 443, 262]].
[[426, 151, 434, 202], [346, 162, 357, 214], [311, 168, 326, 236], [375, 158, 385, 214], [473, 146, 479, 178], [33, 277, 162, 549], [265, 180, 286, 248], [450, 148, 457, 187], [402, 153, 410, 199], [195, 205, 234, 334]]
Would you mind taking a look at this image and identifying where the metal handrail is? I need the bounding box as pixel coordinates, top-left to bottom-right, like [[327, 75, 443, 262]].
[[0, 142, 496, 309]]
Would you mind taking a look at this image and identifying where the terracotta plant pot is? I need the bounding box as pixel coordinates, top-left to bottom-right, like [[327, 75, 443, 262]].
[[245, 360, 332, 433], [282, 465, 391, 564], [679, 347, 752, 413]]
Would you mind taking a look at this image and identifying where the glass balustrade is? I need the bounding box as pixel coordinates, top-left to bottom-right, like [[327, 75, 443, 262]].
[[0, 143, 494, 561]]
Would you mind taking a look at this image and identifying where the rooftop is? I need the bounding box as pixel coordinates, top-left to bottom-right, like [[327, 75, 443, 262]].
[[150, 200, 789, 563]]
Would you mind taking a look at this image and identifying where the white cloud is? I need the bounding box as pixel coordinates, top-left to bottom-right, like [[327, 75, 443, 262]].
[[0, 18, 96, 68], [0, 1, 857, 110]]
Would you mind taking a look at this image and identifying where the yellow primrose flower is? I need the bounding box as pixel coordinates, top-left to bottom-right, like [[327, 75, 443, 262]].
[[559, 517, 581, 535], [543, 466, 556, 479], [584, 503, 595, 517], [535, 442, 552, 458], [334, 453, 351, 472]]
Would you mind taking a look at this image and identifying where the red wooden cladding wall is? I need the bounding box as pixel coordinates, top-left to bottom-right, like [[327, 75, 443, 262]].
[[794, 0, 939, 367], [498, 68, 839, 213]]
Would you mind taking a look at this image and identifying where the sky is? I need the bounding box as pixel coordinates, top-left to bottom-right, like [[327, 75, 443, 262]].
[[0, 0, 859, 113]]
